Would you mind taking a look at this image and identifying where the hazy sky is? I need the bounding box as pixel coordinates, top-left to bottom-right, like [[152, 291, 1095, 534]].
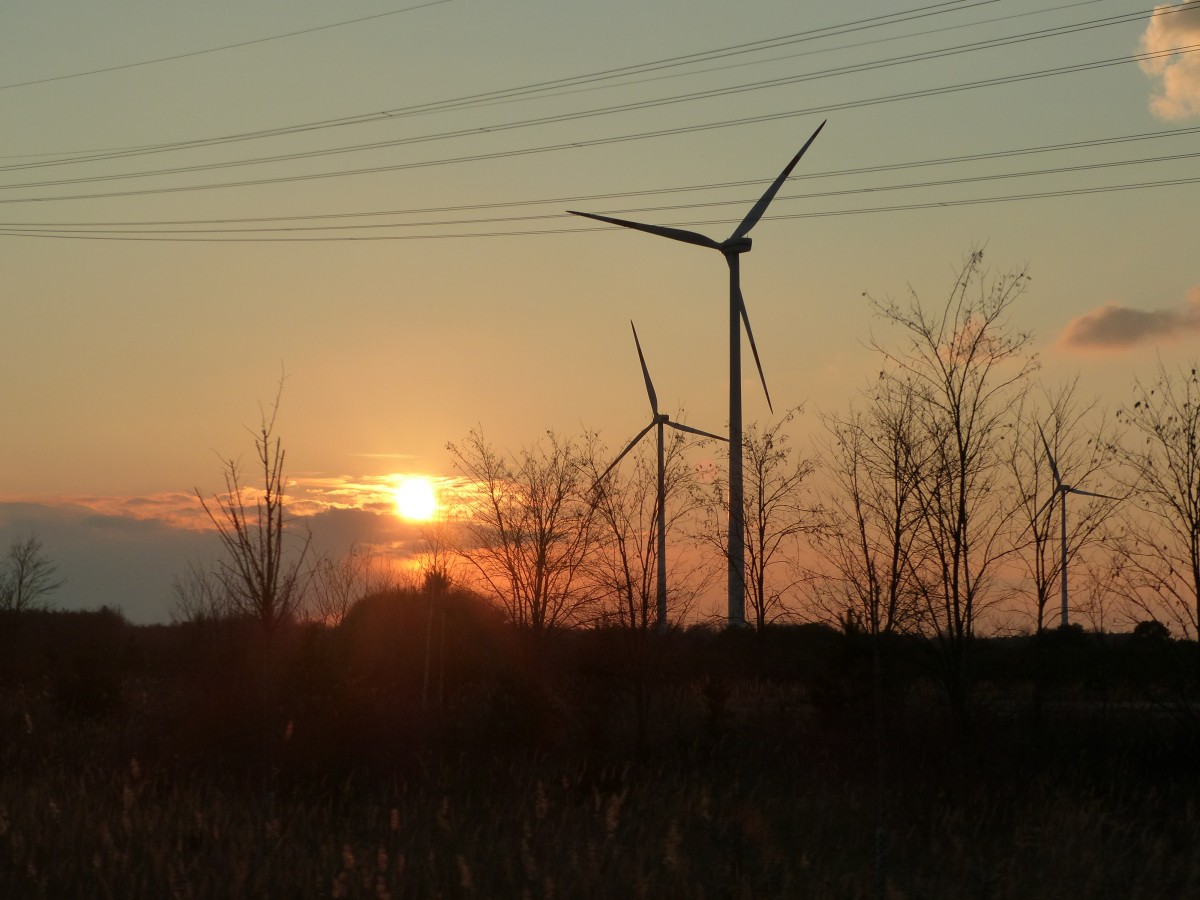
[[3, 0, 1199, 621]]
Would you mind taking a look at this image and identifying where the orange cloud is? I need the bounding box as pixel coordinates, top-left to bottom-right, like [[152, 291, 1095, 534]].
[[1058, 287, 1200, 351], [290, 472, 467, 519], [0, 492, 212, 531], [1139, 4, 1200, 120], [7, 473, 471, 534]]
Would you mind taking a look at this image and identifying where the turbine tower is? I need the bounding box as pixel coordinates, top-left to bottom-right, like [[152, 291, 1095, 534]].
[[1037, 423, 1117, 628], [570, 120, 826, 626], [597, 321, 727, 632]]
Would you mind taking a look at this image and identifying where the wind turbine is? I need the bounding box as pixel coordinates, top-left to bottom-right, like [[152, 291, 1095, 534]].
[[597, 321, 727, 633], [1036, 423, 1118, 629], [570, 120, 826, 626]]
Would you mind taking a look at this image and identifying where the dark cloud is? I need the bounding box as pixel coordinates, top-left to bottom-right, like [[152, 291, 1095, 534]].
[[1058, 288, 1200, 351], [0, 502, 214, 623], [302, 506, 425, 557], [0, 501, 420, 624]]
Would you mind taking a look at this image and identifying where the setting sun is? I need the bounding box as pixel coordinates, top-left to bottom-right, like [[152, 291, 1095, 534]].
[[393, 476, 439, 522]]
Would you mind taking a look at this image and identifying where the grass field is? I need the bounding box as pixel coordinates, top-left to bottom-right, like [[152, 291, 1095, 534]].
[[2, 607, 1199, 898]]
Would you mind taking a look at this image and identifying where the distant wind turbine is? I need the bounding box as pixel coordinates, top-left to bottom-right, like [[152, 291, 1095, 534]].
[[1036, 423, 1118, 629], [597, 321, 727, 633], [570, 120, 826, 626]]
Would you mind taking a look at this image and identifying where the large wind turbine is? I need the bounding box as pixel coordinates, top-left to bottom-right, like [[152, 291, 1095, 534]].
[[1037, 423, 1118, 629], [598, 321, 727, 632], [570, 120, 826, 626]]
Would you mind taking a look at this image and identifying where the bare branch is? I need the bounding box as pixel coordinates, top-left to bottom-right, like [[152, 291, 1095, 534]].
[[0, 535, 63, 613], [1108, 360, 1200, 640], [446, 428, 598, 631], [195, 382, 311, 634]]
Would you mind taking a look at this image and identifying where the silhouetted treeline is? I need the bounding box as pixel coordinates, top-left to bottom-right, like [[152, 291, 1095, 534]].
[[6, 595, 1200, 899], [2, 593, 1198, 781]]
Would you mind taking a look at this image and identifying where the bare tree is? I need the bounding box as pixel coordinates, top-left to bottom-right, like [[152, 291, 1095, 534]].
[[196, 386, 311, 635], [1008, 382, 1120, 634], [870, 250, 1037, 717], [583, 424, 703, 631], [446, 428, 598, 631], [1073, 553, 1133, 636], [308, 544, 399, 627], [816, 377, 927, 637], [170, 559, 231, 624], [417, 520, 463, 709], [0, 535, 63, 613], [416, 519, 462, 594], [816, 380, 928, 900], [695, 408, 818, 630], [1109, 360, 1200, 641]]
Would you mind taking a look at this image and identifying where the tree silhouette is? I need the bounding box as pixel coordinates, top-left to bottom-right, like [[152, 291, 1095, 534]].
[[1008, 381, 1119, 634], [196, 383, 311, 635], [868, 250, 1037, 719], [0, 535, 63, 613], [583, 425, 703, 631], [817, 377, 927, 637], [447, 428, 598, 631], [1110, 360, 1200, 643], [695, 408, 817, 631], [169, 559, 229, 624], [308, 545, 398, 627]]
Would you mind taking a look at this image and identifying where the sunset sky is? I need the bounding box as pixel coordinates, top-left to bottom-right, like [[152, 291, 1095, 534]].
[[3, 0, 1199, 622]]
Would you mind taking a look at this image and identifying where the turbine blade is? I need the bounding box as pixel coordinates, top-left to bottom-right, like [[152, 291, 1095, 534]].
[[1067, 487, 1119, 501], [666, 420, 729, 442], [597, 422, 655, 484], [735, 281, 773, 414], [1035, 491, 1058, 520], [630, 321, 658, 415], [568, 210, 721, 250], [1037, 422, 1061, 485], [729, 120, 826, 242]]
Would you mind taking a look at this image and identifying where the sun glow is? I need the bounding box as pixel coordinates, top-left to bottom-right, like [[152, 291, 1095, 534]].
[[393, 475, 439, 522]]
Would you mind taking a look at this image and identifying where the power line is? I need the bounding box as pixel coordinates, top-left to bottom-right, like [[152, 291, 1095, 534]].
[[7, 1, 1178, 182], [11, 0, 1148, 171], [4, 39, 1197, 205], [1, 0, 1001, 162], [3, 170, 1197, 242], [468, 0, 1118, 121], [9, 0, 1177, 180], [9, 6, 1160, 186], [16, 0, 1161, 172], [4, 129, 1197, 231], [4, 122, 1189, 227], [0, 0, 453, 93]]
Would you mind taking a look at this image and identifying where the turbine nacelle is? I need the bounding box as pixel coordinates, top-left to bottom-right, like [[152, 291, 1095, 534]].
[[721, 237, 753, 255]]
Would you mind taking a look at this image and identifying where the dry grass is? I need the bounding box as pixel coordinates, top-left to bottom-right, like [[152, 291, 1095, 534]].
[[3, 721, 1199, 899], [3, 615, 1199, 898]]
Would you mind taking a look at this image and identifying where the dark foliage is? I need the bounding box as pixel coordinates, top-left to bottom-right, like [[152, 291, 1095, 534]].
[[3, 601, 1200, 898]]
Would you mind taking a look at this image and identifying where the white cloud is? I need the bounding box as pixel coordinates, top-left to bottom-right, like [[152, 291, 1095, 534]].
[[1139, 4, 1200, 120]]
